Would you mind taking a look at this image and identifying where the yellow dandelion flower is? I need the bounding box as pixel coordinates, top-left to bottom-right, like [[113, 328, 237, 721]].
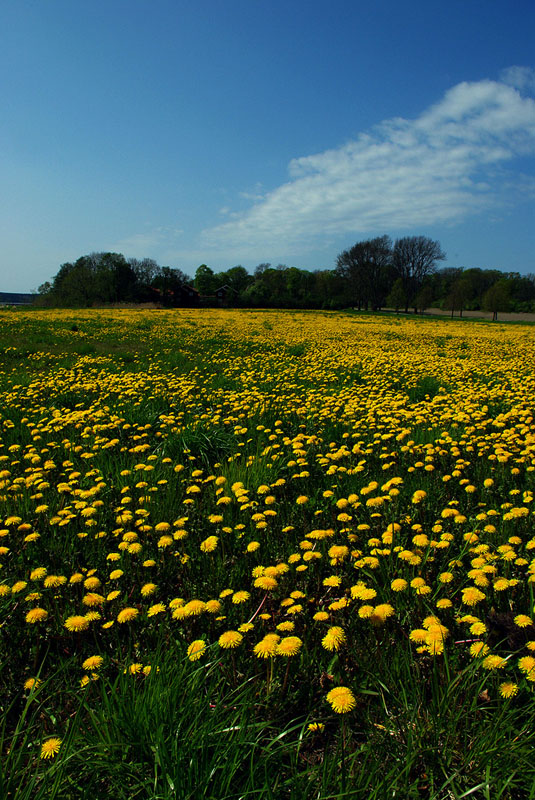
[[371, 604, 395, 624], [82, 655, 104, 670], [326, 686, 356, 714], [24, 677, 41, 691], [482, 654, 507, 670], [470, 641, 490, 658], [30, 567, 47, 581], [323, 575, 342, 587], [276, 636, 302, 656], [187, 640, 207, 661], [277, 620, 295, 632], [200, 536, 218, 552], [518, 656, 535, 677], [82, 593, 105, 607], [253, 634, 280, 658], [218, 630, 243, 649], [232, 590, 250, 604], [183, 599, 206, 616], [157, 535, 173, 549], [499, 681, 519, 698], [117, 607, 139, 624], [307, 722, 325, 732], [154, 522, 171, 532], [462, 587, 486, 606], [254, 576, 278, 590], [409, 629, 428, 643], [410, 577, 426, 589], [25, 607, 48, 624], [322, 626, 346, 651], [148, 602, 166, 617], [470, 622, 487, 635], [83, 577, 101, 590], [40, 737, 62, 759], [64, 615, 90, 632], [238, 622, 254, 633]]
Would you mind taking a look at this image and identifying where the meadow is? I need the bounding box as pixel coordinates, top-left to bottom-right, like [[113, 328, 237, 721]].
[[1, 307, 535, 800]]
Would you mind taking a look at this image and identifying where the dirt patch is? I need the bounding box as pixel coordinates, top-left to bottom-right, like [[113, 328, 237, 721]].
[[383, 307, 535, 323]]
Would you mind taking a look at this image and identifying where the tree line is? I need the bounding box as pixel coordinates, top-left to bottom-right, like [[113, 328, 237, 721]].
[[37, 236, 535, 316]]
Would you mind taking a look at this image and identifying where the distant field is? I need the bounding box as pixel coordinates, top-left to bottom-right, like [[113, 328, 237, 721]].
[[424, 307, 535, 322], [1, 308, 535, 799]]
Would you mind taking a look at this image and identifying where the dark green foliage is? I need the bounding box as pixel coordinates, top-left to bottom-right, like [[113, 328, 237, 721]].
[[35, 245, 535, 314], [39, 253, 193, 308]]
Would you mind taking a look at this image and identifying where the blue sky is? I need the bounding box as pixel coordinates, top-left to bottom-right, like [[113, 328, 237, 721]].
[[1, 0, 534, 291]]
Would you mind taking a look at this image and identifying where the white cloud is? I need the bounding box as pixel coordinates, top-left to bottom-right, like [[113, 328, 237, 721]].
[[500, 66, 535, 93], [201, 71, 535, 255]]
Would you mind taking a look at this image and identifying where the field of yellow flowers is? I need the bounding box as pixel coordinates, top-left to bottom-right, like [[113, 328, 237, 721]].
[[1, 307, 535, 799]]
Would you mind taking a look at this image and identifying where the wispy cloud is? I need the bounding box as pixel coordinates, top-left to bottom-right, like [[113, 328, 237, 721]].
[[500, 65, 535, 93], [201, 70, 535, 255]]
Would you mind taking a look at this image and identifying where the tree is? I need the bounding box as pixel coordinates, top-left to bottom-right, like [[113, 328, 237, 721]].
[[415, 284, 434, 314], [483, 280, 510, 321], [130, 258, 159, 300], [386, 278, 406, 313], [38, 280, 52, 295], [335, 236, 392, 310], [444, 277, 471, 318], [152, 266, 190, 305], [220, 266, 253, 298], [313, 269, 346, 309], [194, 264, 217, 295], [392, 236, 446, 312]]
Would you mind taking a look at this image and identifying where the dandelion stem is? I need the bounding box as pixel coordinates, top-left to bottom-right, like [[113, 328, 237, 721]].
[[281, 659, 291, 695]]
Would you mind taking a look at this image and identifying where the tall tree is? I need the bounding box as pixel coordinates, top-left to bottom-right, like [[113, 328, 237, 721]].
[[336, 236, 392, 310], [386, 278, 406, 313], [444, 277, 471, 318], [392, 236, 446, 312], [221, 266, 253, 297], [194, 264, 217, 295], [483, 280, 510, 321]]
